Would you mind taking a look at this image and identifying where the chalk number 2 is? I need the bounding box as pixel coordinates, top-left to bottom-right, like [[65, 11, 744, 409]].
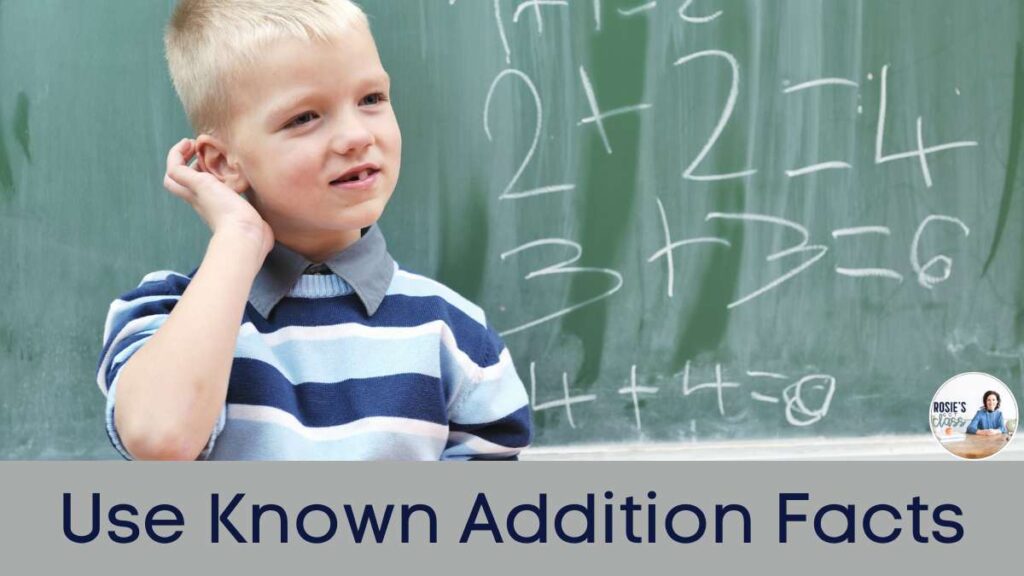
[[674, 50, 756, 181], [484, 69, 575, 200]]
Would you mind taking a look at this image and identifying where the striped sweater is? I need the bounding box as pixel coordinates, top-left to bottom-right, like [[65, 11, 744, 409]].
[[96, 265, 532, 460]]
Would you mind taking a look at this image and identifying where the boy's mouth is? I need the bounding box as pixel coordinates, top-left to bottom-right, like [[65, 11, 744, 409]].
[[331, 165, 380, 185]]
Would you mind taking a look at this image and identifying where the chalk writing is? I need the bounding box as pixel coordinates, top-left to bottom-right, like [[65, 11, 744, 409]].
[[577, 66, 652, 155], [783, 374, 836, 427], [705, 213, 828, 308], [678, 0, 723, 23], [524, 362, 839, 433], [493, 0, 512, 64], [498, 239, 623, 336], [529, 362, 597, 429], [682, 361, 740, 417], [484, 69, 575, 200], [911, 215, 970, 290], [464, 1, 990, 444], [874, 64, 978, 188], [831, 225, 904, 282], [782, 77, 858, 178], [674, 50, 757, 181], [512, 0, 569, 35], [648, 196, 731, 298], [619, 364, 658, 431], [617, 2, 657, 17]]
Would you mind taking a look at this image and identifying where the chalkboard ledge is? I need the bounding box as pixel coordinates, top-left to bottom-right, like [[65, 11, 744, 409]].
[[520, 435, 1024, 461]]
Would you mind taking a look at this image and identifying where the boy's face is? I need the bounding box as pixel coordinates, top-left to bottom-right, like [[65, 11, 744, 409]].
[[221, 26, 401, 259]]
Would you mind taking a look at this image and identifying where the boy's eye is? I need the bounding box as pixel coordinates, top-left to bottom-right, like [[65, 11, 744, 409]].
[[360, 92, 388, 106], [286, 111, 319, 128]]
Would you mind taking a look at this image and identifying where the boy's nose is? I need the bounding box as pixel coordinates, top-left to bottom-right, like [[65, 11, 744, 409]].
[[330, 114, 374, 155]]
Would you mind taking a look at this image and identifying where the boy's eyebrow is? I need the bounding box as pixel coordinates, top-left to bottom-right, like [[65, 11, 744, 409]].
[[264, 90, 320, 124], [349, 71, 392, 94]]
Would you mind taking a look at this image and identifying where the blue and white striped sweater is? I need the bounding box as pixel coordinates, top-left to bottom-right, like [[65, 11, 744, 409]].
[[97, 264, 532, 460]]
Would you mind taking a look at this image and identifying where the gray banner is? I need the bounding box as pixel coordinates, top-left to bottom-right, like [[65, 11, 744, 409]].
[[0, 462, 1016, 573]]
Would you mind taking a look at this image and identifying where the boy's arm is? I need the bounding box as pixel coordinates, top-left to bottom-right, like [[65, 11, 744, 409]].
[[111, 139, 272, 460], [440, 323, 533, 460], [113, 228, 264, 460]]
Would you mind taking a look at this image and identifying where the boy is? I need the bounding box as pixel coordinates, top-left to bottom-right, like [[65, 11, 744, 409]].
[[95, 0, 532, 460]]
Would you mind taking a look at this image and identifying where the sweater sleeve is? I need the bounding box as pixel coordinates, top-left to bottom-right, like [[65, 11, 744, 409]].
[[996, 412, 1007, 433], [439, 315, 533, 461], [966, 410, 983, 434], [96, 271, 227, 460]]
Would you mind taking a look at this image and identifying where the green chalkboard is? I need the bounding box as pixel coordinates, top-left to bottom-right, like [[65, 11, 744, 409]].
[[1, 0, 1022, 458]]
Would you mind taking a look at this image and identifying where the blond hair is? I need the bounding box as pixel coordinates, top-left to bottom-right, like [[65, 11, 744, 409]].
[[165, 0, 369, 135]]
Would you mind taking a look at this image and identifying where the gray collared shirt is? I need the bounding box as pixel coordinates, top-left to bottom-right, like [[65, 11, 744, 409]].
[[248, 224, 395, 319]]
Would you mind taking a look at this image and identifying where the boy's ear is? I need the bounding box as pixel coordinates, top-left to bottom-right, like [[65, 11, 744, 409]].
[[194, 134, 249, 194]]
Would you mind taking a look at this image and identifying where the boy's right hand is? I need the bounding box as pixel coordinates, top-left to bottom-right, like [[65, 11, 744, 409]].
[[164, 138, 274, 259]]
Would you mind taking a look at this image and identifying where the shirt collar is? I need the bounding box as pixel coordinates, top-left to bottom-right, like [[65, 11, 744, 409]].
[[248, 224, 395, 319]]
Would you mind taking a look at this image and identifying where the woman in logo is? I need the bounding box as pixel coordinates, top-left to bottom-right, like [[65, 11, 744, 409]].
[[966, 390, 1007, 436]]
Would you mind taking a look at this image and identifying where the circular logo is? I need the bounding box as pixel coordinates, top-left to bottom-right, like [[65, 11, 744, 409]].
[[930, 372, 1018, 460]]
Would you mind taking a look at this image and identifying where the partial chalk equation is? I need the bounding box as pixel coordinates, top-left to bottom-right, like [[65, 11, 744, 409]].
[[529, 360, 837, 435], [465, 2, 977, 187]]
